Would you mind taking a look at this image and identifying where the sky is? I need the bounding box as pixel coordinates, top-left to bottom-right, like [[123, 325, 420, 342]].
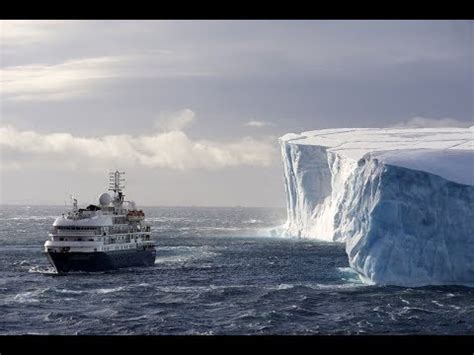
[[0, 20, 473, 207]]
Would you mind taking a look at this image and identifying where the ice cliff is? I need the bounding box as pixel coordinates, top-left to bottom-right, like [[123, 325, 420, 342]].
[[279, 127, 474, 287]]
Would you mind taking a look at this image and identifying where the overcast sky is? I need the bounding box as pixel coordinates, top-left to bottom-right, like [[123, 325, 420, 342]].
[[0, 20, 473, 206]]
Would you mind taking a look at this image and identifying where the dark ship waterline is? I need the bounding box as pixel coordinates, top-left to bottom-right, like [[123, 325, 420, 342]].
[[44, 171, 156, 273]]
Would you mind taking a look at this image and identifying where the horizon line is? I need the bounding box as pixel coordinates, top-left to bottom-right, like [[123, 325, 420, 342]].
[[0, 203, 286, 209]]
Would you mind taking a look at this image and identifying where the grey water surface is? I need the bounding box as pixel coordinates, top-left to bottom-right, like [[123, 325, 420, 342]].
[[0, 205, 472, 335]]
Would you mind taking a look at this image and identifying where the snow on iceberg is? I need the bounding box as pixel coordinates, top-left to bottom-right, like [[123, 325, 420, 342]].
[[279, 127, 474, 286]]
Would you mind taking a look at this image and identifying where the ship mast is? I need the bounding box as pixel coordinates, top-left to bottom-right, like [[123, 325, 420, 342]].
[[109, 170, 125, 213]]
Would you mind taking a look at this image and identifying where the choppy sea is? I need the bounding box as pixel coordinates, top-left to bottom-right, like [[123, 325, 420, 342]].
[[0, 205, 472, 335]]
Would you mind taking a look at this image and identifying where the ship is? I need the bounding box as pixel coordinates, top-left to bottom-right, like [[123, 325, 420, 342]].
[[44, 171, 156, 273]]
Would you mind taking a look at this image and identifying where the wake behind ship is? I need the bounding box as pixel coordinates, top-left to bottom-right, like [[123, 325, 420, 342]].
[[44, 171, 156, 273]]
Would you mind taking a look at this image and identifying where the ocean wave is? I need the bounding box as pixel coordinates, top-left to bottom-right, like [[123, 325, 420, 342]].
[[88, 308, 120, 317], [125, 315, 149, 322], [53, 289, 86, 295], [28, 265, 58, 275], [2, 216, 57, 221], [265, 281, 367, 293], [154, 246, 219, 265], [243, 219, 263, 224], [400, 306, 437, 315], [255, 225, 296, 238], [337, 267, 365, 284], [2, 206, 472, 335], [12, 288, 50, 303], [431, 300, 445, 307], [96, 286, 126, 294]]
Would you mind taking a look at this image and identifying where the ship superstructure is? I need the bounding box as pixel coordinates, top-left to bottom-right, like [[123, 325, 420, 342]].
[[44, 171, 156, 272]]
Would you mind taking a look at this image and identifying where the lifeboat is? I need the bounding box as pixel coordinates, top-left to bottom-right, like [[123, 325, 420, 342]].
[[126, 209, 145, 221]]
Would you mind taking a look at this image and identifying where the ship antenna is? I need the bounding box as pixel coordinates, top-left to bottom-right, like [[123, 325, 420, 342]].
[[70, 194, 78, 212], [109, 170, 125, 210]]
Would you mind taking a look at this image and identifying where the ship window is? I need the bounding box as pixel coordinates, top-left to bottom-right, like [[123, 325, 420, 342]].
[[60, 238, 64, 241]]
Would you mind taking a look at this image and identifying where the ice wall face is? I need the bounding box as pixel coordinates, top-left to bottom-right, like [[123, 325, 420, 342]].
[[340, 155, 474, 286], [279, 127, 474, 287], [280, 141, 334, 240]]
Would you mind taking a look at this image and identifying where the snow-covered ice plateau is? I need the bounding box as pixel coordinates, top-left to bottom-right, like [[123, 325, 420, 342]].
[[278, 127, 474, 287]]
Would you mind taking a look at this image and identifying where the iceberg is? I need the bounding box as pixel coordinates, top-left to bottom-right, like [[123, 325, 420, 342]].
[[279, 127, 474, 287]]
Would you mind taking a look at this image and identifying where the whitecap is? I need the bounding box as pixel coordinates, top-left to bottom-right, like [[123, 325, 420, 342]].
[[243, 219, 262, 224], [7, 216, 57, 221], [337, 267, 365, 284], [54, 289, 85, 295], [400, 306, 435, 314], [89, 308, 119, 317], [96, 286, 125, 294], [28, 266, 58, 275], [154, 246, 218, 265], [255, 224, 294, 238], [300, 281, 367, 290], [12, 288, 49, 303], [400, 297, 410, 305], [432, 300, 445, 307], [126, 315, 148, 322]]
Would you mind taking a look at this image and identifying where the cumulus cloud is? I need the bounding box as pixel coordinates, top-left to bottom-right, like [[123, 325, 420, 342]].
[[392, 116, 472, 128], [154, 109, 196, 132], [0, 124, 278, 171], [244, 120, 271, 128]]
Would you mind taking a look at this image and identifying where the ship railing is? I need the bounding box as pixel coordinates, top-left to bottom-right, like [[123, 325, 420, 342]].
[[101, 235, 153, 245], [45, 240, 100, 247], [103, 237, 131, 245], [51, 229, 102, 236]]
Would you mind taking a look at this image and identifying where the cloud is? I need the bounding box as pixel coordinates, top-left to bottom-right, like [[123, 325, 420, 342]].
[[0, 124, 278, 171], [2, 21, 471, 104], [0, 56, 121, 101], [154, 109, 195, 132], [391, 116, 472, 128], [0, 53, 215, 102], [244, 120, 271, 128], [0, 20, 67, 45]]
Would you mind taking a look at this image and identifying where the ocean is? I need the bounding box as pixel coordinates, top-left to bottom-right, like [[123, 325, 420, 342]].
[[0, 205, 472, 335]]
